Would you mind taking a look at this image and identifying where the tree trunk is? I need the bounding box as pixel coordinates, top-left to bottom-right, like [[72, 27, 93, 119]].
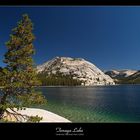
[[0, 94, 8, 119]]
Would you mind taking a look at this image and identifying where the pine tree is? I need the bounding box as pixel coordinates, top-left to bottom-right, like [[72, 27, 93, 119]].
[[0, 14, 46, 122], [0, 67, 3, 86]]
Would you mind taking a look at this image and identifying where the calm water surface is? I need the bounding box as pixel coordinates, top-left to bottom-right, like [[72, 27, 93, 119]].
[[35, 85, 140, 122]]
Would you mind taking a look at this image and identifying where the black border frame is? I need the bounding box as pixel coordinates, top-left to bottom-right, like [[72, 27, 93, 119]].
[[0, 0, 140, 6], [0, 0, 140, 138]]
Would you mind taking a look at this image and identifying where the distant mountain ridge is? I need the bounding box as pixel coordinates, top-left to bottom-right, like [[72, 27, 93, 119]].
[[105, 70, 137, 78], [105, 69, 140, 84], [37, 57, 115, 86], [120, 71, 140, 84]]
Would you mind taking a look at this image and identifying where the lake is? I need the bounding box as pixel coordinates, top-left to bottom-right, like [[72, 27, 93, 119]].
[[35, 85, 140, 122]]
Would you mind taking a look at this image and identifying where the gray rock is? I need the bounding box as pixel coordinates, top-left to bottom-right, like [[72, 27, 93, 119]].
[[37, 57, 115, 86]]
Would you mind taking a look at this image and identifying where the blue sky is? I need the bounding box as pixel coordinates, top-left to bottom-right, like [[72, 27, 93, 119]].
[[0, 6, 140, 70]]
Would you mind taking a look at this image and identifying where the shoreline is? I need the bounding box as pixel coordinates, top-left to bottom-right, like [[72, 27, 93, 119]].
[[35, 84, 140, 88], [1, 84, 140, 89]]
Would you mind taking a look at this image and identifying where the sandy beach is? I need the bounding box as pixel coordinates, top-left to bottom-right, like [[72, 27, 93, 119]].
[[3, 108, 71, 123]]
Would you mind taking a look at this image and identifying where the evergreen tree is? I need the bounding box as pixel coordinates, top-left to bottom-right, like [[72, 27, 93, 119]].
[[0, 67, 3, 86], [37, 72, 82, 86], [0, 14, 46, 122]]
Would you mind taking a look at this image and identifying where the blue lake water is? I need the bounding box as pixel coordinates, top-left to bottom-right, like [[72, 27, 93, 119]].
[[35, 85, 140, 122]]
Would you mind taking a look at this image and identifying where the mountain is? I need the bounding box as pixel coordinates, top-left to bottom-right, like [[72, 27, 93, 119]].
[[119, 71, 140, 84], [105, 69, 140, 84], [37, 57, 115, 86], [105, 70, 137, 78]]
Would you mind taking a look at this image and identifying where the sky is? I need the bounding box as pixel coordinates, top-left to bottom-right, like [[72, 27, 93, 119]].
[[0, 6, 140, 70]]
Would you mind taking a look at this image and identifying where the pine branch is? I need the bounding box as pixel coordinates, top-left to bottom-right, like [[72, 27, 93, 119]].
[[4, 108, 29, 122]]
